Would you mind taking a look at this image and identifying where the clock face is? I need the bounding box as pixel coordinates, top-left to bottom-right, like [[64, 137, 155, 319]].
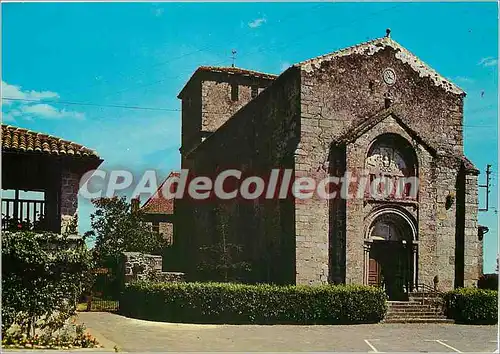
[[383, 68, 396, 85]]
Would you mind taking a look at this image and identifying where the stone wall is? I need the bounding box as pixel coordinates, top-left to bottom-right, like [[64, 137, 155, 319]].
[[179, 71, 275, 158], [60, 168, 80, 234], [159, 222, 174, 245], [297, 45, 468, 289], [177, 41, 480, 289], [463, 173, 480, 286], [183, 67, 301, 284], [144, 221, 174, 245], [122, 252, 185, 283]]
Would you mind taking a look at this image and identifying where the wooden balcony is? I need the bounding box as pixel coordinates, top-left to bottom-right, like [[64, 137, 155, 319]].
[[1, 190, 50, 231]]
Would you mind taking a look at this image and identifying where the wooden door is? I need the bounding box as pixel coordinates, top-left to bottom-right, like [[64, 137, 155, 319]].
[[368, 257, 381, 286]]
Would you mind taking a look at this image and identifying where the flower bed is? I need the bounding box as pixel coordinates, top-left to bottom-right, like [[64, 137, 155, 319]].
[[2, 317, 100, 349]]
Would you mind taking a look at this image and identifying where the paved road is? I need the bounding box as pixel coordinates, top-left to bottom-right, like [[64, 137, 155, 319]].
[[77, 312, 498, 352]]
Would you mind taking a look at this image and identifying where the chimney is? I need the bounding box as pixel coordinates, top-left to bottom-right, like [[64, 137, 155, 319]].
[[131, 197, 140, 212]]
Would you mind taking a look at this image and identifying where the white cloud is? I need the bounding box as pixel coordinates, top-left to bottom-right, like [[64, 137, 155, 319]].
[[21, 104, 84, 120], [478, 57, 498, 67], [2, 81, 84, 120], [2, 81, 59, 105], [21, 103, 85, 119], [154, 8, 164, 17], [248, 18, 266, 29]]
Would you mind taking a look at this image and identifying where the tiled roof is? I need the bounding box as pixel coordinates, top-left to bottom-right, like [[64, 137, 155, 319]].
[[296, 36, 464, 96], [1, 124, 99, 158], [178, 66, 277, 98], [141, 171, 180, 215], [197, 66, 278, 80]]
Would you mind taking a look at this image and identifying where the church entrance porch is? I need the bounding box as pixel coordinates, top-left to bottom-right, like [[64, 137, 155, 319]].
[[364, 208, 418, 300]]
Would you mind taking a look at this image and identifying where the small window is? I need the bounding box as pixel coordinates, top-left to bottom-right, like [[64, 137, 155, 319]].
[[251, 86, 258, 99], [231, 83, 239, 101], [152, 222, 160, 234]]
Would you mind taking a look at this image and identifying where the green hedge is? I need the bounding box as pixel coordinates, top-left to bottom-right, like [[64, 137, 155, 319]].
[[445, 288, 498, 324], [120, 281, 387, 324]]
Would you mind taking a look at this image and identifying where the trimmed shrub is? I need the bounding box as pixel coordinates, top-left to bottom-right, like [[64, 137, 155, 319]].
[[445, 288, 498, 324], [120, 281, 387, 324], [478, 273, 498, 290]]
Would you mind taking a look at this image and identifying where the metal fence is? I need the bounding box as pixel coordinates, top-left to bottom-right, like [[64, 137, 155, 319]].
[[87, 267, 120, 312]]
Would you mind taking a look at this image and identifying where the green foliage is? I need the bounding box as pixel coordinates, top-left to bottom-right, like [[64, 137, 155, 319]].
[[478, 273, 498, 290], [197, 207, 251, 282], [197, 242, 251, 282], [2, 213, 48, 232], [120, 281, 387, 324], [87, 196, 168, 268], [445, 288, 498, 324], [2, 231, 94, 337]]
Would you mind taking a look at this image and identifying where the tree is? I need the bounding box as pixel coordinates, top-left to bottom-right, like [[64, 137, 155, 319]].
[[197, 208, 251, 282], [86, 196, 167, 269]]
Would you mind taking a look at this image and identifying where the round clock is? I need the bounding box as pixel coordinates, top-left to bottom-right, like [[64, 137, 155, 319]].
[[382, 68, 396, 85]]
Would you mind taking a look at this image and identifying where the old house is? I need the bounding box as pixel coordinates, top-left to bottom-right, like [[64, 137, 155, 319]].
[[134, 171, 178, 245], [176, 33, 483, 298], [1, 124, 102, 234]]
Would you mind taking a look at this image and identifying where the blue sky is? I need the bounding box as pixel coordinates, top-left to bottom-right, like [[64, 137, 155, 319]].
[[2, 2, 498, 272]]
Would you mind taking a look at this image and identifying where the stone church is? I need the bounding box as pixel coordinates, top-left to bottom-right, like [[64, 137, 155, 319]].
[[174, 32, 484, 298]]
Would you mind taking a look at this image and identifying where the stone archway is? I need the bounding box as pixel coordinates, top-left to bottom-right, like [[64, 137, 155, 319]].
[[363, 208, 418, 300]]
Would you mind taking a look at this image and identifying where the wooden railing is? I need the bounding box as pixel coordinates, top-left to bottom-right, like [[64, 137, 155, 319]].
[[1, 198, 46, 230]]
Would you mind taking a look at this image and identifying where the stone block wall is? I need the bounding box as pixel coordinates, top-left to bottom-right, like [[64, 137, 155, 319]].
[[122, 252, 185, 283], [432, 157, 461, 290], [180, 71, 275, 159], [463, 173, 480, 286], [183, 67, 301, 284], [60, 168, 80, 234], [297, 45, 467, 288], [159, 222, 174, 245]]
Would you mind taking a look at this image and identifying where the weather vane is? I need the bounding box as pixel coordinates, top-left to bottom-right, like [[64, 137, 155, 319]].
[[231, 49, 237, 68]]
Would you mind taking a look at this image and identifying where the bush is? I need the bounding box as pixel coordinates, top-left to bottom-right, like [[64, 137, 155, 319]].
[[2, 231, 93, 338], [120, 281, 387, 324], [478, 273, 498, 290], [445, 288, 498, 324]]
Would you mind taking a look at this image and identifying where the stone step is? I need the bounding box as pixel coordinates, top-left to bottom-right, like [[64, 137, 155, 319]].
[[387, 304, 439, 309], [387, 308, 443, 313], [388, 301, 443, 307], [409, 291, 440, 296], [385, 313, 446, 319], [389, 312, 439, 316], [383, 318, 454, 324]]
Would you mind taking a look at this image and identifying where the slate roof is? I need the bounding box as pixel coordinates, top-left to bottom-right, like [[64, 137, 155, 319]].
[[178, 66, 277, 98], [141, 171, 180, 215], [1, 124, 99, 158]]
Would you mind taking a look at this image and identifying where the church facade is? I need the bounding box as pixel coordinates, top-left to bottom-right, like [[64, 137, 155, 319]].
[[175, 34, 483, 298]]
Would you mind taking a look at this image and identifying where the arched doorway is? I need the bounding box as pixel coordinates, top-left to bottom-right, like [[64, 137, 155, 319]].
[[364, 209, 417, 300]]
